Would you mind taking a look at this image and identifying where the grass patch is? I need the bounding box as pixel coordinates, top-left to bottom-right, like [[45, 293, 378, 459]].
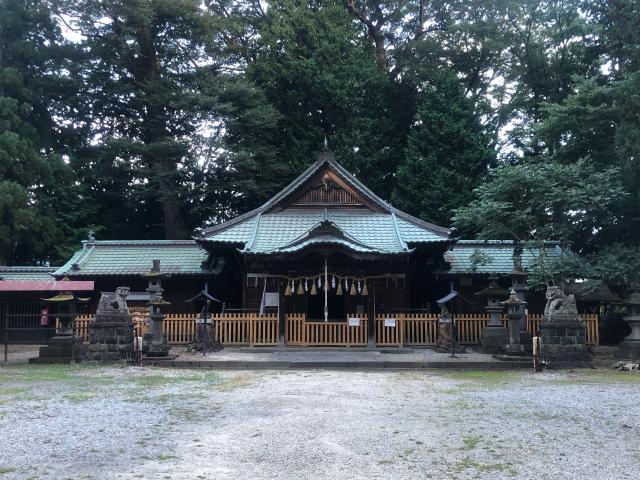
[[167, 403, 220, 422], [454, 457, 517, 476], [0, 387, 27, 396], [64, 391, 98, 403], [215, 373, 255, 391], [157, 454, 178, 461], [436, 370, 523, 389], [460, 435, 483, 451], [545, 369, 640, 385], [0, 467, 17, 475]]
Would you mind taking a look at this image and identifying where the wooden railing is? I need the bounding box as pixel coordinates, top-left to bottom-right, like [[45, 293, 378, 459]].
[[61, 312, 600, 347], [403, 314, 439, 346], [61, 313, 277, 346], [456, 315, 491, 345], [212, 313, 278, 346], [373, 313, 599, 347], [375, 314, 439, 346], [285, 314, 368, 347]]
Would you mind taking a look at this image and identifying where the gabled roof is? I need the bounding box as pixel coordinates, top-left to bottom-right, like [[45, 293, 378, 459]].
[[0, 266, 56, 281], [53, 240, 209, 277], [199, 151, 451, 255], [444, 240, 565, 275]]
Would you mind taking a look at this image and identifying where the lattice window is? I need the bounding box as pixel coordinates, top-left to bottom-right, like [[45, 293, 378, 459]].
[[292, 181, 361, 206]]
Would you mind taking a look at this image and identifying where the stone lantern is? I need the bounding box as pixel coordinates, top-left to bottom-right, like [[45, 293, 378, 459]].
[[511, 252, 532, 350], [30, 292, 89, 364], [143, 260, 171, 357], [501, 288, 526, 354], [619, 292, 640, 359], [437, 303, 453, 351], [475, 278, 509, 353]]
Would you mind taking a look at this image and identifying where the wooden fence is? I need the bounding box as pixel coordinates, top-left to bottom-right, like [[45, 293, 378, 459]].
[[60, 312, 599, 347], [61, 313, 277, 346], [374, 313, 598, 347], [212, 313, 278, 346], [285, 314, 368, 347]]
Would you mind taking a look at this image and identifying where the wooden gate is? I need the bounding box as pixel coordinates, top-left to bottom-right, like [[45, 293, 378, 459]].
[[375, 314, 439, 347], [285, 314, 368, 347]]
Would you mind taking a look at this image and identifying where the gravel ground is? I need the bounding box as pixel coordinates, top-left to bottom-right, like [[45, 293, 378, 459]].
[[0, 365, 639, 480], [174, 346, 498, 363]]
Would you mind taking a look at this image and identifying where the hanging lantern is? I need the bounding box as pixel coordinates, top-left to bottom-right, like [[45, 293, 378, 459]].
[[317, 277, 322, 288], [304, 279, 308, 292], [284, 282, 292, 296], [362, 282, 368, 296], [336, 282, 343, 295], [350, 282, 357, 296], [297, 281, 304, 295], [357, 280, 362, 294], [331, 276, 336, 289], [311, 283, 317, 295]]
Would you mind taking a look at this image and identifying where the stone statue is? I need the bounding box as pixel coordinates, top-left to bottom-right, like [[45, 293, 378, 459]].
[[540, 285, 587, 360], [544, 286, 578, 321], [544, 286, 562, 316], [544, 286, 578, 317], [89, 286, 133, 361], [96, 286, 130, 320]]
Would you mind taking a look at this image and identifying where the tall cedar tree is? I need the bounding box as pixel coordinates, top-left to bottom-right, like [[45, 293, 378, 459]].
[[0, 0, 90, 265], [70, 0, 219, 239], [239, 0, 403, 204], [392, 73, 495, 226], [534, 0, 640, 249]]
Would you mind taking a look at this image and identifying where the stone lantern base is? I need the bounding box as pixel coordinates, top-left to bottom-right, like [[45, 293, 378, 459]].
[[618, 341, 640, 360], [29, 335, 86, 364], [480, 326, 509, 354], [617, 314, 640, 360]]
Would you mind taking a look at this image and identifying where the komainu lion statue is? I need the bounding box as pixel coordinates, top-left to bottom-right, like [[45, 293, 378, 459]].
[[544, 285, 578, 317]]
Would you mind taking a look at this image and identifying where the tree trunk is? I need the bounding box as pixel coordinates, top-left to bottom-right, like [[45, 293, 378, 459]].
[[133, 21, 187, 239]]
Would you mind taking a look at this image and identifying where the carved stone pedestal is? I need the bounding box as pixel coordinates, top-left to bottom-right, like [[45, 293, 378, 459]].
[[145, 310, 169, 357], [480, 302, 508, 353], [88, 287, 133, 362], [30, 336, 85, 364], [540, 287, 590, 366], [480, 326, 509, 353], [618, 313, 640, 360]]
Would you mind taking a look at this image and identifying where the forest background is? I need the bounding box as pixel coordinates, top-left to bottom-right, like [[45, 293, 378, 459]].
[[1, 0, 639, 290]]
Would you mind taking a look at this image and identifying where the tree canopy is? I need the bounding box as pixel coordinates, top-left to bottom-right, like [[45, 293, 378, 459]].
[[0, 0, 638, 292]]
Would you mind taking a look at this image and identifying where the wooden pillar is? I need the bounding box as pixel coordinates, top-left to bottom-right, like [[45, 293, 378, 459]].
[[278, 280, 286, 348], [367, 282, 376, 349]]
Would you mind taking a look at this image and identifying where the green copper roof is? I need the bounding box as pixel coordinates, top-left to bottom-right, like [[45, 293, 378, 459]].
[[53, 240, 209, 277], [444, 240, 564, 275], [200, 152, 451, 255], [0, 266, 56, 281]]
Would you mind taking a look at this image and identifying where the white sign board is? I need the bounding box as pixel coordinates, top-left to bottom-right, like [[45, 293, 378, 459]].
[[348, 317, 361, 327], [264, 292, 279, 307], [384, 318, 396, 328]]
